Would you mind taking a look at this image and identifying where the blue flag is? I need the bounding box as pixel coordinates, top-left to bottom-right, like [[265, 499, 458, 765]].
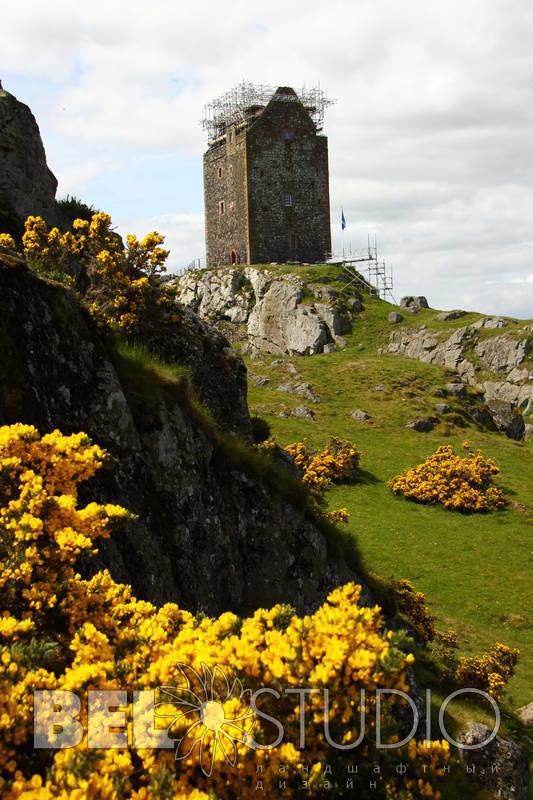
[[341, 210, 346, 230]]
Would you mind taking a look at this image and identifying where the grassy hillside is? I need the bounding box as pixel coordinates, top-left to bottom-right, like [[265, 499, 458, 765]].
[[240, 265, 533, 708]]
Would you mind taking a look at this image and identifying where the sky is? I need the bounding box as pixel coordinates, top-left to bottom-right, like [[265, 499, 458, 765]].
[[1, 0, 532, 317]]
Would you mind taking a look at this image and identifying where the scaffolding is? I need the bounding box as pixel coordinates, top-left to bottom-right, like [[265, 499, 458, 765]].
[[329, 237, 396, 303], [201, 81, 335, 145]]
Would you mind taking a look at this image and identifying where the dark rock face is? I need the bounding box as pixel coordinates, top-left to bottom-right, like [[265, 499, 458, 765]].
[[459, 723, 530, 800], [0, 91, 65, 238], [485, 398, 526, 441], [158, 302, 252, 440], [406, 418, 437, 433], [464, 403, 495, 430], [0, 262, 354, 614]]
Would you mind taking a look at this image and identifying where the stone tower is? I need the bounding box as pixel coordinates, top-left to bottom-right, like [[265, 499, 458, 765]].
[[203, 84, 332, 266]]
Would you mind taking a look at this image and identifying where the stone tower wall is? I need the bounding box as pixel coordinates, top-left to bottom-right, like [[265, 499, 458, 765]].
[[246, 91, 331, 264], [203, 131, 248, 266]]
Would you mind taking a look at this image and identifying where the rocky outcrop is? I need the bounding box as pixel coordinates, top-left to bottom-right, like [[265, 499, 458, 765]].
[[406, 418, 437, 432], [436, 309, 466, 321], [0, 262, 355, 615], [278, 381, 320, 403], [177, 268, 254, 324], [459, 723, 530, 800], [387, 326, 476, 383], [483, 381, 533, 417], [400, 296, 429, 313], [248, 279, 327, 355], [472, 316, 508, 329], [351, 409, 372, 422], [176, 267, 353, 357], [386, 322, 532, 439], [292, 406, 314, 419], [0, 90, 65, 238], [475, 335, 530, 374], [388, 311, 403, 323], [247, 278, 349, 356]]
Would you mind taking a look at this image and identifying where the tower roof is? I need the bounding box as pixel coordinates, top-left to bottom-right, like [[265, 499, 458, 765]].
[[201, 81, 334, 145]]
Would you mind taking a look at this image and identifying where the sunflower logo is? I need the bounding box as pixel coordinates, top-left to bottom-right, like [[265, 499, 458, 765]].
[[155, 663, 256, 777]]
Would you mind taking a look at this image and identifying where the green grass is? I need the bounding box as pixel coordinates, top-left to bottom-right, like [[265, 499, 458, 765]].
[[110, 338, 190, 410], [241, 268, 533, 708]]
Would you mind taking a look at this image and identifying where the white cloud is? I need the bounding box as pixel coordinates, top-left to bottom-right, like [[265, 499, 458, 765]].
[[56, 159, 121, 197], [1, 0, 532, 316]]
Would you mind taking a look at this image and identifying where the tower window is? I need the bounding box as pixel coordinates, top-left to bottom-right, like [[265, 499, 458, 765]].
[[219, 200, 225, 216], [229, 164, 233, 175], [284, 193, 292, 207], [230, 201, 235, 212], [218, 166, 224, 178]]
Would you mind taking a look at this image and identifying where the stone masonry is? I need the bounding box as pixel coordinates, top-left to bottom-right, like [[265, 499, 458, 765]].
[[203, 86, 331, 266]]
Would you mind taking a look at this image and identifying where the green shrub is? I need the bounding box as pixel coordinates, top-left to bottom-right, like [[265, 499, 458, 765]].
[[251, 415, 271, 443], [57, 194, 99, 225]]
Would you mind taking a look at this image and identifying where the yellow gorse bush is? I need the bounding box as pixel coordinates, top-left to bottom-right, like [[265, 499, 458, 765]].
[[455, 642, 520, 700], [388, 445, 505, 512], [15, 214, 174, 335], [394, 581, 436, 645], [0, 233, 16, 250], [326, 507, 350, 525], [256, 436, 276, 451], [283, 437, 362, 524], [284, 437, 361, 490], [0, 424, 450, 799]]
